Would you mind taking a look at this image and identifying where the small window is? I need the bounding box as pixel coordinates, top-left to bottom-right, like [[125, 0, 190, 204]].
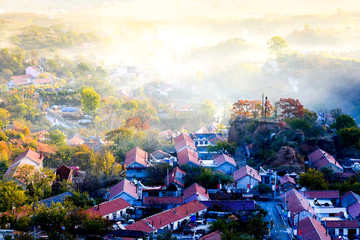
[[339, 229, 343, 236]]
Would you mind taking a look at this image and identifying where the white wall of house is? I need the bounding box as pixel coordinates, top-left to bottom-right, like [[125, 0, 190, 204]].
[[26, 67, 42, 78], [104, 208, 128, 221], [235, 176, 260, 190]]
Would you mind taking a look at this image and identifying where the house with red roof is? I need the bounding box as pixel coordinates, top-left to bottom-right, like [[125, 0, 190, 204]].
[[324, 220, 360, 239], [300, 190, 340, 206], [32, 78, 52, 86], [297, 216, 331, 240], [125, 147, 151, 179], [143, 196, 184, 210], [125, 200, 207, 234], [340, 191, 360, 208], [7, 74, 33, 88], [212, 154, 236, 175], [177, 148, 200, 167], [184, 183, 209, 203], [174, 133, 197, 153], [281, 189, 316, 226], [167, 167, 186, 189], [66, 134, 85, 146], [109, 179, 139, 205], [5, 149, 44, 182], [279, 175, 296, 191], [348, 201, 360, 220], [308, 149, 343, 173], [88, 198, 132, 221], [233, 165, 261, 191]]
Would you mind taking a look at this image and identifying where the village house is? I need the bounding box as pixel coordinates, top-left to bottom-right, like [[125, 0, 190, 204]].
[[177, 148, 200, 167], [38, 192, 73, 207], [279, 175, 297, 192], [149, 150, 176, 165], [348, 201, 360, 220], [125, 200, 207, 234], [26, 65, 44, 78], [174, 133, 197, 153], [297, 216, 331, 240], [324, 220, 360, 239], [341, 191, 360, 208], [233, 165, 261, 191], [109, 179, 139, 205], [200, 230, 221, 240], [300, 190, 340, 206], [66, 134, 86, 146], [143, 196, 184, 210], [31, 77, 52, 86], [307, 148, 344, 173], [7, 74, 32, 88], [281, 189, 316, 226], [211, 154, 236, 175], [184, 183, 210, 203], [88, 198, 132, 221], [167, 167, 186, 191], [125, 147, 151, 179], [5, 149, 44, 182]]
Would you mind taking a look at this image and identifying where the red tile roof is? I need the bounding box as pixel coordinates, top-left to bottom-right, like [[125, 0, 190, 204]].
[[300, 190, 340, 199], [177, 148, 199, 166], [125, 200, 207, 233], [32, 78, 52, 85], [233, 165, 261, 182], [143, 196, 184, 205], [184, 183, 209, 201], [298, 217, 331, 240], [279, 175, 296, 186], [125, 147, 150, 167], [200, 230, 221, 240], [349, 201, 360, 220], [168, 167, 186, 187], [325, 220, 360, 228], [308, 149, 343, 171], [151, 150, 171, 158], [13, 149, 43, 165], [88, 198, 131, 217], [281, 189, 316, 217], [213, 154, 236, 167], [174, 133, 196, 152], [10, 74, 32, 85], [109, 179, 138, 200], [67, 135, 85, 145]]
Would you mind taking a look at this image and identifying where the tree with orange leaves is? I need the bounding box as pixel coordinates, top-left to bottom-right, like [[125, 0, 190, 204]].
[[125, 116, 150, 131], [277, 98, 304, 118], [232, 99, 273, 119]]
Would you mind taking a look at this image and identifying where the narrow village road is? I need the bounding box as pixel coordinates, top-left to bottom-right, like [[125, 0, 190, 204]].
[[257, 200, 292, 240]]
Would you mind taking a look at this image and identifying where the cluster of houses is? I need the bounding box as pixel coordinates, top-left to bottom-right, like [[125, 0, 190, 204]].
[[7, 65, 53, 89], [4, 127, 360, 239]]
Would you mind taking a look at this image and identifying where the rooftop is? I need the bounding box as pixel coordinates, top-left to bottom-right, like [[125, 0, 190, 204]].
[[109, 179, 138, 200], [88, 198, 131, 217], [233, 165, 261, 182]]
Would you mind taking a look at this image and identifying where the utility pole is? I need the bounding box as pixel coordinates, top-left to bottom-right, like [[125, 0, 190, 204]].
[[264, 96, 268, 118], [273, 171, 277, 200]]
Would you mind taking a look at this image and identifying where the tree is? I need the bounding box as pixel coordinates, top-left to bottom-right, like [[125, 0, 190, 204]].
[[145, 163, 171, 186], [277, 98, 304, 118], [267, 36, 289, 58], [338, 127, 360, 148], [299, 168, 329, 190], [0, 180, 27, 212], [125, 116, 149, 131], [331, 114, 357, 131], [199, 99, 216, 120], [207, 140, 237, 155], [80, 87, 100, 115], [0, 108, 10, 129], [46, 129, 66, 146]]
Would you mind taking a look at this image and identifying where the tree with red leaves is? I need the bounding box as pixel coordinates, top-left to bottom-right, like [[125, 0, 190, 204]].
[[277, 98, 304, 118], [232, 99, 273, 119], [125, 116, 150, 131]]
